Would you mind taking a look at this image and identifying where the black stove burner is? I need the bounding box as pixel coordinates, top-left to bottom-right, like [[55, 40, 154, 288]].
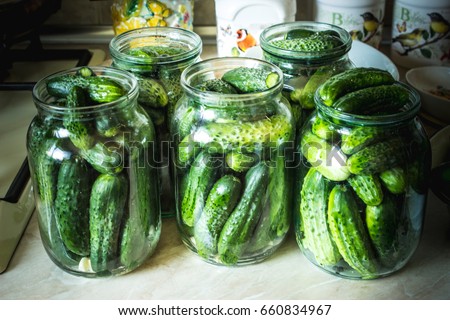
[[0, 31, 92, 91]]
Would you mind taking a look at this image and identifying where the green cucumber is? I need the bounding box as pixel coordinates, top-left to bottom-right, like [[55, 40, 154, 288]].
[[221, 67, 279, 93], [340, 125, 385, 155], [178, 114, 292, 165], [347, 174, 384, 206], [347, 138, 406, 175], [311, 115, 340, 141], [225, 151, 259, 173], [327, 185, 377, 278], [181, 151, 221, 227], [267, 154, 292, 238], [137, 78, 169, 109], [299, 67, 338, 110], [195, 79, 238, 94], [299, 168, 341, 266], [318, 68, 395, 106], [89, 173, 129, 273], [194, 175, 242, 258], [270, 32, 343, 52], [366, 194, 398, 267], [300, 130, 350, 181], [80, 141, 124, 174], [332, 84, 410, 115], [47, 74, 125, 103], [54, 156, 92, 256], [379, 167, 407, 194], [218, 162, 269, 265]]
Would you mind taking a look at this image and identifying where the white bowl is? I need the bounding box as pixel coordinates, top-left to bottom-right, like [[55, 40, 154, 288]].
[[405, 66, 450, 124]]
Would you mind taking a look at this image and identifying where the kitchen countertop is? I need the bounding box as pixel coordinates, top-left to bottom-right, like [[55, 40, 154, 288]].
[[1, 42, 449, 300]]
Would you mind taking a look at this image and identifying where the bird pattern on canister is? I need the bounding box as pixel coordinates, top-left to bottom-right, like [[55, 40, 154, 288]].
[[391, 1, 450, 67]]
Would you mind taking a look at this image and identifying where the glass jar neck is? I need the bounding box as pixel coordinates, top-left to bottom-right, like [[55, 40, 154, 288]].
[[181, 57, 284, 107], [109, 26, 202, 73], [260, 21, 353, 69], [315, 82, 421, 127], [32, 66, 139, 120]]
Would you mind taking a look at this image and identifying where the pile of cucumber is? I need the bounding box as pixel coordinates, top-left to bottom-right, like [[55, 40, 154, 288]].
[[296, 68, 428, 279], [29, 67, 160, 275], [173, 66, 295, 265]]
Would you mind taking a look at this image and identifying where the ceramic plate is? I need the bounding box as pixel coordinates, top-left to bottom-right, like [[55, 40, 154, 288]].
[[430, 125, 450, 168], [243, 40, 400, 80]]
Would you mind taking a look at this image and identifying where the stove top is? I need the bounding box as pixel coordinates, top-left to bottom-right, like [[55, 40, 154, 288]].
[[0, 48, 106, 197]]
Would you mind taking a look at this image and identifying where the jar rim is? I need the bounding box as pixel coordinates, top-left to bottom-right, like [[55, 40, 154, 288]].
[[32, 66, 139, 115], [260, 21, 352, 63], [314, 81, 422, 125], [180, 57, 285, 105], [109, 26, 202, 66]]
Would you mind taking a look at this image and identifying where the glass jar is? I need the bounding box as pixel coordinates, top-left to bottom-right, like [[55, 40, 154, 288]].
[[111, 0, 195, 35], [27, 66, 161, 277], [260, 21, 354, 126], [110, 26, 202, 217], [294, 80, 431, 279], [171, 57, 295, 266]]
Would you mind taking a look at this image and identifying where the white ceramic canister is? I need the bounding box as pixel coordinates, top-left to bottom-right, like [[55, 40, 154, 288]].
[[214, 0, 296, 57], [391, 0, 450, 68], [313, 0, 386, 49]]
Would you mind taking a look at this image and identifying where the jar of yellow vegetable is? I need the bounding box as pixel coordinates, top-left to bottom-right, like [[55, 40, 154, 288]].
[[112, 0, 194, 35]]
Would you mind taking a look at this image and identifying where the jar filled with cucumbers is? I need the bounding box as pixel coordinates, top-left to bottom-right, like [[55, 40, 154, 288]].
[[260, 21, 354, 127], [110, 26, 202, 217], [171, 58, 295, 266], [28, 66, 161, 277], [294, 67, 431, 279]]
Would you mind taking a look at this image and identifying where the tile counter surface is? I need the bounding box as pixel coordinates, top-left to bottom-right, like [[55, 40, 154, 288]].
[[1, 44, 449, 300]]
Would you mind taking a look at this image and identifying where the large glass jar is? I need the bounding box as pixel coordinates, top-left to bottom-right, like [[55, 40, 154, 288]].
[[27, 66, 161, 277], [260, 21, 354, 126], [171, 58, 295, 266], [110, 26, 202, 217], [294, 78, 431, 279]]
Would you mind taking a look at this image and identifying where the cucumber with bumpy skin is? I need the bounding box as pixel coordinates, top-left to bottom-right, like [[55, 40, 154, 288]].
[[299, 168, 341, 266], [218, 162, 269, 265], [332, 84, 410, 115], [221, 67, 279, 93], [47, 74, 125, 103], [340, 125, 385, 155], [54, 156, 92, 256], [137, 78, 169, 109], [181, 151, 221, 227], [194, 175, 242, 258], [318, 68, 395, 107], [178, 114, 292, 165], [347, 137, 405, 175], [300, 130, 350, 181], [327, 185, 377, 278], [366, 194, 398, 267], [379, 167, 407, 194], [89, 173, 129, 273], [347, 174, 383, 206]]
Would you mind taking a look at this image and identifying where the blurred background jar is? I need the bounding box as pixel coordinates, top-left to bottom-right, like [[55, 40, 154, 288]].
[[111, 0, 194, 35], [27, 66, 161, 277], [260, 21, 354, 127], [110, 26, 202, 217], [171, 57, 295, 266], [214, 0, 297, 57], [313, 0, 386, 49], [295, 77, 430, 279], [391, 0, 450, 68]]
